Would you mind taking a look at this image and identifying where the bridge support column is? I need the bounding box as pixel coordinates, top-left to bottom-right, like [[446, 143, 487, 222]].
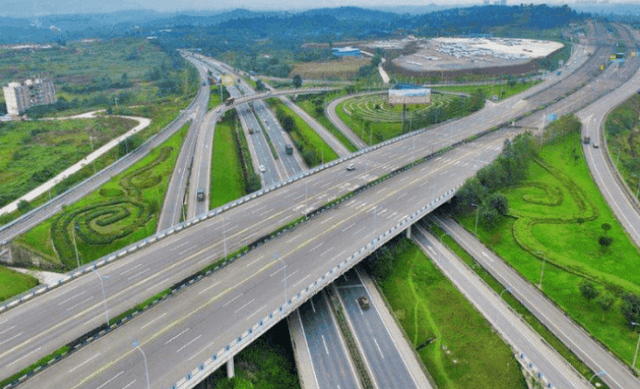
[[406, 224, 412, 239], [227, 356, 235, 378]]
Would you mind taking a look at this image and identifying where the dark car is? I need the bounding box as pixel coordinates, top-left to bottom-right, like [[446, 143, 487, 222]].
[[196, 188, 205, 201], [358, 296, 370, 310]]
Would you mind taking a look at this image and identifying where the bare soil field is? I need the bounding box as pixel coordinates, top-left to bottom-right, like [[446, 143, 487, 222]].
[[289, 57, 371, 80]]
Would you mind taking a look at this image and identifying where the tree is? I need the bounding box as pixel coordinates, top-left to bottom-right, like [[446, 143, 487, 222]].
[[596, 292, 615, 319], [601, 223, 612, 236], [487, 193, 509, 215], [292, 74, 303, 88], [598, 235, 613, 250], [480, 206, 501, 230], [17, 200, 31, 214], [622, 293, 640, 326], [255, 79, 266, 92], [580, 281, 600, 303]]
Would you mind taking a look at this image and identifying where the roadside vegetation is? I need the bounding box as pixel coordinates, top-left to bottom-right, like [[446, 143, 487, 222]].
[[14, 123, 191, 270], [0, 117, 137, 209], [604, 93, 640, 200], [452, 114, 640, 369], [194, 321, 300, 389], [0, 267, 39, 302], [208, 85, 228, 111], [362, 236, 528, 389], [433, 79, 542, 102], [294, 94, 359, 152], [210, 112, 253, 209], [336, 90, 486, 145], [267, 98, 339, 167]]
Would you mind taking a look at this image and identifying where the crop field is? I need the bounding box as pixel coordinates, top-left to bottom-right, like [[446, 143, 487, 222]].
[[372, 237, 527, 389], [289, 57, 371, 80], [0, 117, 137, 208], [15, 123, 190, 270], [457, 132, 640, 367]]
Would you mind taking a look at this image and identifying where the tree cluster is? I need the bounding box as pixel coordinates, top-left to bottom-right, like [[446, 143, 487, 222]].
[[454, 133, 535, 229]]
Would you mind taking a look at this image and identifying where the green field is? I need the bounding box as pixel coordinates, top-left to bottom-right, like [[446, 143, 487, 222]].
[[194, 321, 300, 389], [457, 131, 640, 367], [430, 223, 609, 387], [433, 80, 541, 102], [292, 97, 358, 152], [210, 118, 245, 209], [369, 237, 527, 389], [267, 98, 339, 167], [0, 267, 39, 303], [15, 123, 190, 270], [0, 116, 137, 208]]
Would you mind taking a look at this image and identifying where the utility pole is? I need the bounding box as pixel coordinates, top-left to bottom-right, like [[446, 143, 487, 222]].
[[71, 228, 81, 268]]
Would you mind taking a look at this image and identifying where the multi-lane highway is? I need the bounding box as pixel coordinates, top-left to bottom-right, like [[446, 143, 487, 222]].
[[5, 22, 640, 389], [17, 126, 512, 389]]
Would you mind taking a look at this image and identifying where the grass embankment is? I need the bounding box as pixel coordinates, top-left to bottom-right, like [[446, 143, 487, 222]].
[[429, 223, 610, 387], [336, 91, 484, 145], [457, 131, 640, 368], [16, 123, 191, 270], [0, 117, 137, 209], [604, 93, 640, 199], [266, 98, 339, 167], [295, 97, 359, 152], [368, 237, 528, 389], [194, 321, 300, 389], [0, 267, 39, 302], [208, 85, 228, 111], [210, 115, 246, 209], [433, 80, 541, 101]]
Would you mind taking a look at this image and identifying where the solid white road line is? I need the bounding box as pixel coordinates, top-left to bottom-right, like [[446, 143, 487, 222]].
[[373, 338, 385, 359], [322, 335, 330, 355]]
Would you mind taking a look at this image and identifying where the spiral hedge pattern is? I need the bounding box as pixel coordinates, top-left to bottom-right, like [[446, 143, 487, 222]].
[[342, 94, 453, 123], [51, 146, 172, 269]]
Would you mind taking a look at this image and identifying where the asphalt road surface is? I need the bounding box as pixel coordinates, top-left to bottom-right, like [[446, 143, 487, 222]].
[[16, 129, 511, 389], [412, 225, 591, 389], [296, 291, 361, 389], [433, 215, 640, 389]]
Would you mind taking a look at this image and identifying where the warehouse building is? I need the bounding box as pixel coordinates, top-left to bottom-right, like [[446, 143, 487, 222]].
[[2, 78, 57, 116], [332, 47, 361, 57]]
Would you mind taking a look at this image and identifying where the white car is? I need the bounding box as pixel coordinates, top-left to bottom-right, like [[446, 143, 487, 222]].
[[346, 164, 356, 171], [259, 165, 266, 173]]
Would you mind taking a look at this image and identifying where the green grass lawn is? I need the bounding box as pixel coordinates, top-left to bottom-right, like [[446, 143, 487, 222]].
[[0, 267, 39, 303], [0, 117, 137, 208], [295, 99, 359, 152], [267, 98, 339, 166], [430, 223, 609, 387], [210, 119, 245, 209], [208, 85, 224, 111], [16, 123, 190, 269], [374, 237, 527, 389], [433, 80, 541, 101], [457, 132, 640, 367]]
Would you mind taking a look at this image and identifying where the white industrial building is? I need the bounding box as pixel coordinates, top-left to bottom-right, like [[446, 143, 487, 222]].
[[2, 78, 57, 115]]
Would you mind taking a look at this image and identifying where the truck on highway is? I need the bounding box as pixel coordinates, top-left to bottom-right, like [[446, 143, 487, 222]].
[[583, 136, 591, 144], [248, 128, 254, 134], [285, 144, 293, 155], [225, 97, 235, 105]]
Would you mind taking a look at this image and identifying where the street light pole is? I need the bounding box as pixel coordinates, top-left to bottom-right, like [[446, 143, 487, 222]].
[[92, 268, 110, 327], [500, 287, 513, 299], [588, 370, 606, 383], [632, 322, 640, 371], [133, 342, 151, 389], [71, 228, 81, 268], [471, 203, 480, 236], [537, 252, 547, 289]]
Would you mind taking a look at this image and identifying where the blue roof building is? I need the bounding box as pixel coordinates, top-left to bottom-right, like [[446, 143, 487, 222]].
[[332, 47, 361, 57]]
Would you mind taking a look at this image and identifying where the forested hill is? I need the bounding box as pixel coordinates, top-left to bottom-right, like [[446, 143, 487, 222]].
[[0, 4, 588, 45]]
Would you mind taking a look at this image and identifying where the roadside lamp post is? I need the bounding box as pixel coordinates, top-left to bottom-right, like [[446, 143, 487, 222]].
[[470, 203, 480, 236], [536, 251, 547, 290], [92, 268, 110, 327], [588, 370, 606, 384], [500, 286, 513, 300], [632, 322, 640, 371], [133, 341, 151, 389]]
